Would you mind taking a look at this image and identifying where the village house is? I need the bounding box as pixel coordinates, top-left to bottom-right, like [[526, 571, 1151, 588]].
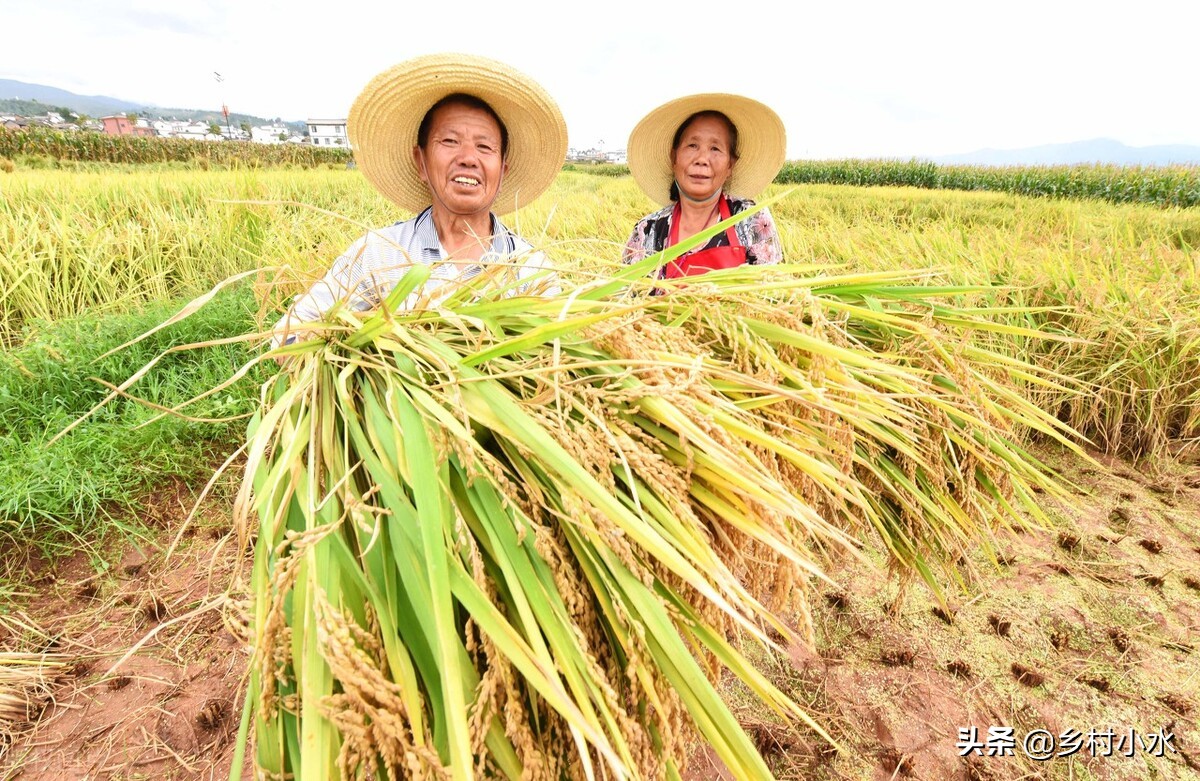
[[100, 115, 154, 137], [216, 125, 249, 141], [4, 116, 49, 130], [250, 124, 291, 144], [307, 119, 347, 148], [174, 121, 221, 142], [3, 107, 313, 147]]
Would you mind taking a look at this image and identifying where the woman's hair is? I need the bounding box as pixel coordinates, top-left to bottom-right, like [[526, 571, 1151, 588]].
[[416, 92, 509, 159], [668, 110, 739, 201]]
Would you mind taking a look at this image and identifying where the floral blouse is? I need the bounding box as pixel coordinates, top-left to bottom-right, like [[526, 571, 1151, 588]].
[[622, 195, 783, 267]]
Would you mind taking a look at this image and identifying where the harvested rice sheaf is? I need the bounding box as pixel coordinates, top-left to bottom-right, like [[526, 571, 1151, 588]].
[[0, 652, 67, 735], [237, 245, 1075, 780]]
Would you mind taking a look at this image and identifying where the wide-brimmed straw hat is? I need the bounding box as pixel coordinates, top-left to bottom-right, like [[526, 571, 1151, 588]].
[[627, 93, 786, 206], [349, 53, 567, 216]]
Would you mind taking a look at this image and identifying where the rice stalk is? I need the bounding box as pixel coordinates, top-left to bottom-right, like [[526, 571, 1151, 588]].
[[233, 237, 1076, 779], [0, 652, 66, 736]]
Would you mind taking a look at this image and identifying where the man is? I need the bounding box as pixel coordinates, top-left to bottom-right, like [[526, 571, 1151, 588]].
[[272, 53, 567, 346]]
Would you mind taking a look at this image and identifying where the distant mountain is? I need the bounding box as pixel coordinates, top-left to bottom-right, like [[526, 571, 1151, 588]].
[[0, 78, 144, 118], [931, 138, 1200, 167], [0, 79, 307, 135]]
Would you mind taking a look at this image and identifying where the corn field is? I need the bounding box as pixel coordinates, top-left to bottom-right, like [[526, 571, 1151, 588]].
[[0, 127, 351, 168], [567, 160, 1200, 208], [774, 159, 1200, 209]]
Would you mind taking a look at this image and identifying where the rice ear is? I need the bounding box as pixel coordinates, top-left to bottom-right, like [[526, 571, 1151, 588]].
[[237, 261, 1072, 779]]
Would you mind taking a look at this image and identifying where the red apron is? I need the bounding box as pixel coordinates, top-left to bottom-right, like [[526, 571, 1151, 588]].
[[661, 195, 747, 279]]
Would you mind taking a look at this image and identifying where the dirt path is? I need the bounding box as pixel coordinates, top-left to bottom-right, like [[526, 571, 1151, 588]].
[[3, 445, 1198, 780]]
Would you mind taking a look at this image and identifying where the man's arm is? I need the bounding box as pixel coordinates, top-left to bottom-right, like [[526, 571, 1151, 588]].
[[270, 236, 380, 348]]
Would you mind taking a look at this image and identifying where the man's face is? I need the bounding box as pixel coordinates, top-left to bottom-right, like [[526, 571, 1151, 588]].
[[413, 102, 507, 218]]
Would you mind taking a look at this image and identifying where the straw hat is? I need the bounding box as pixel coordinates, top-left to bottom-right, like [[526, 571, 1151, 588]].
[[627, 93, 786, 206], [349, 53, 567, 215]]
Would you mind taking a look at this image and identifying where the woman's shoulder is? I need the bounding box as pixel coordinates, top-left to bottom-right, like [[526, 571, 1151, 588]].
[[633, 203, 674, 228], [724, 194, 758, 213]]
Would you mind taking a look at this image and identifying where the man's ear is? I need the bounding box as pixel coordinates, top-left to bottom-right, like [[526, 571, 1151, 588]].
[[412, 145, 429, 184]]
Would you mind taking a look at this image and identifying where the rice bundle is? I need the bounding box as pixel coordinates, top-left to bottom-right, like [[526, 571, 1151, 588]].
[[0, 652, 65, 737], [237, 247, 1072, 780]]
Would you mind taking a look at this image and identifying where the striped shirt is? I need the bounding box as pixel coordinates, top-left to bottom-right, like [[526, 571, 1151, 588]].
[[272, 207, 554, 346]]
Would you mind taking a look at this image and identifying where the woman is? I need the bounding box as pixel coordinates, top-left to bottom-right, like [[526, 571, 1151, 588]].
[[623, 94, 786, 279]]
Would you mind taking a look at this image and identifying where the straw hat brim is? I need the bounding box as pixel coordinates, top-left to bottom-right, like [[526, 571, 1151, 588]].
[[627, 93, 786, 206], [349, 54, 567, 216]]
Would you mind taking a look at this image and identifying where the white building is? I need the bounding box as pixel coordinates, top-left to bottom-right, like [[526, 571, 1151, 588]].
[[251, 124, 290, 144], [175, 121, 222, 142], [219, 125, 249, 141], [307, 118, 348, 148]]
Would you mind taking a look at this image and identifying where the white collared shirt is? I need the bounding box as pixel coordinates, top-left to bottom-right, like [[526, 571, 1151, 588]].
[[272, 207, 555, 346]]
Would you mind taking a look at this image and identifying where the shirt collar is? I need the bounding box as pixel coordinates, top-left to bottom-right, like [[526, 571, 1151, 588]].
[[413, 207, 514, 259]]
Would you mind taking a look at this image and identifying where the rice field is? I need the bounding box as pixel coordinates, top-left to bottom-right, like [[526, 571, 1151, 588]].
[[2, 165, 1199, 780], [4, 168, 1198, 458]]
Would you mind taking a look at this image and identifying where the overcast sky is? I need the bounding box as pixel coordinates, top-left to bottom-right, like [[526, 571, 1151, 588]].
[[4, 0, 1197, 159]]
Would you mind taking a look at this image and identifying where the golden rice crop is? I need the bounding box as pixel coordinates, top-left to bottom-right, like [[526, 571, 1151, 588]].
[[759, 183, 1200, 459], [0, 654, 64, 730], [5, 167, 1195, 458], [225, 217, 1074, 779], [0, 168, 391, 346]]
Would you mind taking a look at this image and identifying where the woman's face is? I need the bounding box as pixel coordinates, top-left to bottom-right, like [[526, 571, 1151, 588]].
[[671, 115, 735, 203]]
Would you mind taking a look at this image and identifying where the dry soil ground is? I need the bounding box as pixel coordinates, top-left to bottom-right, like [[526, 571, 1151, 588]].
[[2, 443, 1198, 781]]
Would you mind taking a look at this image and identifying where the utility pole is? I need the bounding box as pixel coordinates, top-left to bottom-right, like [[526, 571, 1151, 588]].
[[214, 72, 232, 140]]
